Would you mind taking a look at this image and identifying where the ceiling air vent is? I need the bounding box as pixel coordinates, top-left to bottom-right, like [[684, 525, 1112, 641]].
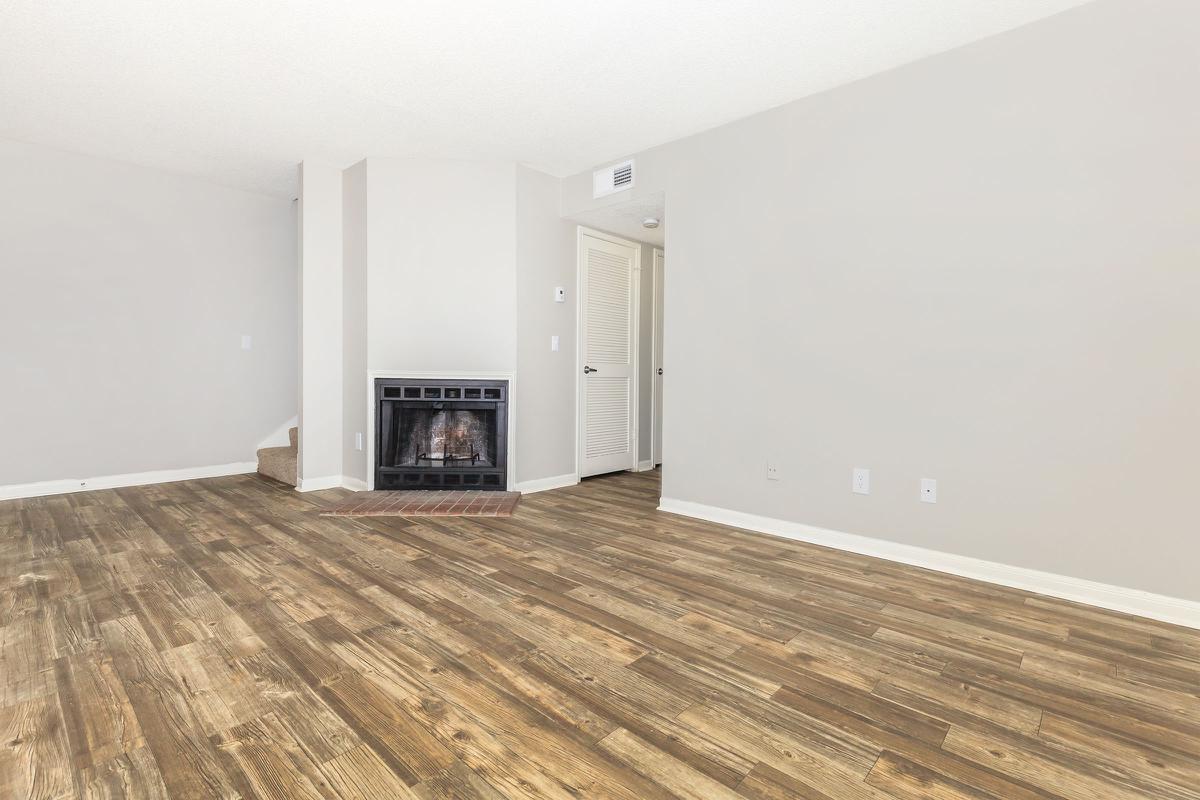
[[593, 159, 635, 198]]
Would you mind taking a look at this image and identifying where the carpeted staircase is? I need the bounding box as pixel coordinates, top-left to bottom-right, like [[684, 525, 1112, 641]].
[[257, 426, 298, 486]]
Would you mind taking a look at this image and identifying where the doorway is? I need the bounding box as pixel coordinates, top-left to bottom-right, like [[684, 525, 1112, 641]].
[[568, 193, 665, 486], [577, 228, 641, 477], [650, 247, 664, 467]]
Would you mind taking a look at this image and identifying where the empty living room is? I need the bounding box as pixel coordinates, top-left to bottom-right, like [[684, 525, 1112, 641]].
[[3, 1, 1199, 798]]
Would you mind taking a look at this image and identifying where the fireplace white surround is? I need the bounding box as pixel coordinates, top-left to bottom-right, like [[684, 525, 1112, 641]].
[[299, 159, 579, 495]]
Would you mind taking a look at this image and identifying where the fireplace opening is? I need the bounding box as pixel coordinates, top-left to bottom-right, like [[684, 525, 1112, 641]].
[[375, 379, 507, 490], [397, 408, 496, 468]]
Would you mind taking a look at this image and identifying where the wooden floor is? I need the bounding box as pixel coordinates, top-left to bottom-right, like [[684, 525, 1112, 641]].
[[3, 471, 1199, 799]]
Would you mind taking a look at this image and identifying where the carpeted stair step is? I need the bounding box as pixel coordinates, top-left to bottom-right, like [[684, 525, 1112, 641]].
[[258, 427, 298, 486]]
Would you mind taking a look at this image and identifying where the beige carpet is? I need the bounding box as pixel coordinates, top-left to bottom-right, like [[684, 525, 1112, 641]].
[[257, 426, 297, 486]]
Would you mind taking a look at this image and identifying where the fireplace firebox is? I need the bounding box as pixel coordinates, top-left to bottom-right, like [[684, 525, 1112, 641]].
[[375, 378, 508, 490]]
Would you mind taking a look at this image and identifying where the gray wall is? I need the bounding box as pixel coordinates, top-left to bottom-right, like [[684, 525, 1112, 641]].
[[298, 162, 344, 485], [0, 137, 297, 485], [342, 161, 369, 484], [330, 158, 521, 483], [364, 159, 517, 374], [515, 166, 578, 483], [561, 0, 1200, 601]]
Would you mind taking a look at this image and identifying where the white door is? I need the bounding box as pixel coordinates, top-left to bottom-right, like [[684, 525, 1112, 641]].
[[651, 248, 664, 466], [579, 230, 639, 477]]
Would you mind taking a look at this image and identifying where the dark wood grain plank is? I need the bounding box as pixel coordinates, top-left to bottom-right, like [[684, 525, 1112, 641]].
[[2, 469, 1198, 800]]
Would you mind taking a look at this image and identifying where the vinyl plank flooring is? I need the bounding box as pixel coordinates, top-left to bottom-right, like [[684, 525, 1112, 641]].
[[2, 469, 1198, 799]]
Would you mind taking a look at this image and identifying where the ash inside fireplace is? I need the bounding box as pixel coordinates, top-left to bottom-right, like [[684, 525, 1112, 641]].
[[397, 408, 495, 467]]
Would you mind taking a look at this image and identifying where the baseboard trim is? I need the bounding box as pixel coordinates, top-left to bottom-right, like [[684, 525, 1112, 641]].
[[0, 462, 258, 502], [657, 497, 1200, 630], [296, 475, 344, 492], [516, 472, 580, 495], [296, 475, 368, 492]]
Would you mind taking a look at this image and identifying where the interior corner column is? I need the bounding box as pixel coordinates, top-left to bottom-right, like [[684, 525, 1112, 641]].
[[297, 161, 344, 489]]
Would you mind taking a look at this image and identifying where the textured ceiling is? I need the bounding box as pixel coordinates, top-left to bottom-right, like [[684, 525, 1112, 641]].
[[570, 194, 666, 247], [0, 1, 1093, 197]]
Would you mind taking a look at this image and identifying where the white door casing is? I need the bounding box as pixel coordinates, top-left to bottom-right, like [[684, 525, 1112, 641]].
[[578, 229, 640, 478], [651, 247, 664, 467]]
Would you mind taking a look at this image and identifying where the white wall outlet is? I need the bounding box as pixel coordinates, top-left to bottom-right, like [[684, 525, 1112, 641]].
[[852, 468, 870, 495], [241, 334, 252, 350], [551, 334, 560, 352], [921, 478, 937, 503], [355, 432, 363, 451], [766, 462, 780, 481], [554, 286, 566, 303]]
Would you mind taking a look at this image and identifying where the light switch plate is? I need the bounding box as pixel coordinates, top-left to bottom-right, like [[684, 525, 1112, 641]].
[[241, 334, 252, 350], [852, 468, 870, 495], [921, 478, 937, 503], [551, 335, 560, 352], [554, 287, 566, 303]]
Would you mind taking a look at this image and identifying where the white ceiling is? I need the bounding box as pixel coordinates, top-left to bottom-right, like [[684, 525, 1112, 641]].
[[0, 1, 1092, 197], [570, 193, 666, 247]]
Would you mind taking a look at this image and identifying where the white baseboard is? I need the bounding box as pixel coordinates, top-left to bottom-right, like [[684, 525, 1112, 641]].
[[341, 476, 368, 492], [658, 497, 1200, 631], [635, 460, 656, 472], [516, 472, 580, 495], [296, 475, 346, 492], [0, 462, 258, 502]]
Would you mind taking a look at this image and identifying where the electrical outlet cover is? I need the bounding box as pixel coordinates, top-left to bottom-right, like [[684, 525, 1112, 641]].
[[853, 468, 870, 495]]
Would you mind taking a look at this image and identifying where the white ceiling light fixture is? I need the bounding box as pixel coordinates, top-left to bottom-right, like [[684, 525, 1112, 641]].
[[642, 217, 660, 229]]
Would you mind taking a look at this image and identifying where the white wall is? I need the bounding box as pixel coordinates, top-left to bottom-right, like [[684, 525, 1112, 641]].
[[364, 159, 517, 374], [342, 161, 369, 486], [561, 0, 1200, 602], [328, 158, 523, 483], [0, 138, 296, 487], [298, 162, 343, 487], [515, 165, 577, 484]]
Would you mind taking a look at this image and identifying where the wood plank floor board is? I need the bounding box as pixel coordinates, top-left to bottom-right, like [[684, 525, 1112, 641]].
[[2, 469, 1199, 798], [98, 615, 243, 799]]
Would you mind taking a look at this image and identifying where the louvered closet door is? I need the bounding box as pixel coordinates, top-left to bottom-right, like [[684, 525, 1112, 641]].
[[579, 232, 638, 477]]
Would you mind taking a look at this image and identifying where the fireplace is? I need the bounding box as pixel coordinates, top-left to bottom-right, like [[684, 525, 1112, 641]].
[[375, 378, 508, 490]]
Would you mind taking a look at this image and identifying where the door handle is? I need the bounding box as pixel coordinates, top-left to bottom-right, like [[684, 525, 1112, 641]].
[[583, 366, 598, 374], [657, 368, 663, 375]]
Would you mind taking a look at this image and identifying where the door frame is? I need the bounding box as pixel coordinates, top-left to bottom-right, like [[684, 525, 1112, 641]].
[[650, 247, 664, 467], [575, 226, 642, 479]]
